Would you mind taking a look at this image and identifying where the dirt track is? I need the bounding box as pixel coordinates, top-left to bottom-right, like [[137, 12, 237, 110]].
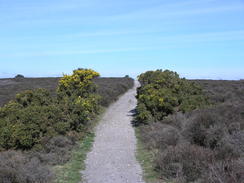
[[82, 81, 145, 183]]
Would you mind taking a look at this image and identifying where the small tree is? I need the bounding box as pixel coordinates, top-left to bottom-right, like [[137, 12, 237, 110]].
[[15, 74, 24, 78], [14, 74, 25, 81]]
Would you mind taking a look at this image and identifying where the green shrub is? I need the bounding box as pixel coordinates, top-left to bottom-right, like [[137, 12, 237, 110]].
[[135, 103, 153, 125], [138, 70, 180, 87], [0, 89, 70, 150], [0, 68, 102, 150], [15, 88, 52, 107], [137, 86, 178, 121], [57, 68, 101, 132], [136, 70, 208, 125], [179, 95, 208, 112]]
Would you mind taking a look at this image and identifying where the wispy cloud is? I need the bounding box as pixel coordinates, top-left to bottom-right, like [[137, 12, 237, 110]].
[[0, 47, 157, 57], [158, 30, 244, 43], [2, 28, 244, 44], [64, 29, 244, 40], [1, 30, 244, 58], [63, 29, 164, 38], [110, 3, 244, 21], [0, 0, 89, 14], [1, 0, 243, 26]]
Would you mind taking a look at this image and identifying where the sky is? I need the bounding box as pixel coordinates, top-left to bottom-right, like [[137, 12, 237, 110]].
[[0, 0, 244, 79]]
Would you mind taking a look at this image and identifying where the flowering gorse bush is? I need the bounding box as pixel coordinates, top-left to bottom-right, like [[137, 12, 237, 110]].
[[0, 68, 101, 150], [58, 69, 100, 97], [135, 69, 208, 124], [57, 68, 101, 131]]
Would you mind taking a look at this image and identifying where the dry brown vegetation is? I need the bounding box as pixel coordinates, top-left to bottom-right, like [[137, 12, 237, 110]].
[[0, 76, 134, 107], [136, 70, 244, 183], [0, 77, 60, 107], [94, 77, 134, 106]]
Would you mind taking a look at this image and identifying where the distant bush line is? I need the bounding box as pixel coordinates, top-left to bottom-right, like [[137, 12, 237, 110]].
[[135, 70, 244, 183], [0, 69, 134, 183]]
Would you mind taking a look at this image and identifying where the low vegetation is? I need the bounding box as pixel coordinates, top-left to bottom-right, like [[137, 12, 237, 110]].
[[135, 70, 244, 183], [0, 77, 60, 107], [94, 77, 134, 106], [0, 150, 53, 183], [0, 69, 134, 183], [0, 76, 134, 107], [54, 133, 95, 183]]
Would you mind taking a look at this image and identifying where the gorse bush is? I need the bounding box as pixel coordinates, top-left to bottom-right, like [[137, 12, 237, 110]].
[[136, 70, 208, 124], [0, 89, 70, 150], [57, 68, 100, 98], [15, 88, 52, 106], [57, 68, 101, 131], [0, 68, 101, 150]]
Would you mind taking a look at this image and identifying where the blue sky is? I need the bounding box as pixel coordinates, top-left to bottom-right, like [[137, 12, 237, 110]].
[[0, 0, 244, 79]]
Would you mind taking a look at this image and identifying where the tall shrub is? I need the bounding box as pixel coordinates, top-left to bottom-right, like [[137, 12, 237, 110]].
[[57, 68, 101, 131], [136, 70, 208, 124]]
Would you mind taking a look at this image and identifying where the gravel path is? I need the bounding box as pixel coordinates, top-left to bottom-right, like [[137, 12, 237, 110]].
[[82, 81, 145, 183]]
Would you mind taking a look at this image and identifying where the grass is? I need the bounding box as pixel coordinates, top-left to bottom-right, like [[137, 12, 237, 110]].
[[54, 132, 95, 183]]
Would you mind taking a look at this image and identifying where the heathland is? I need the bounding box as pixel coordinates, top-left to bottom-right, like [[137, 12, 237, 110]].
[[0, 69, 134, 183], [0, 69, 243, 183], [135, 70, 244, 183]]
